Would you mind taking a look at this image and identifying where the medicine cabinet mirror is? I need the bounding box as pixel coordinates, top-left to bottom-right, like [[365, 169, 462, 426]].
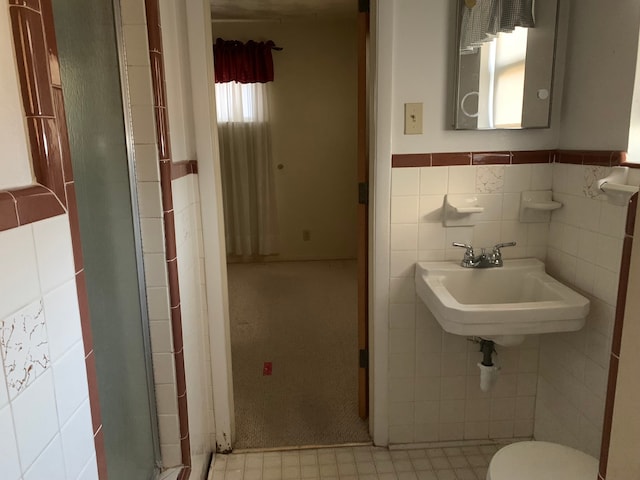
[[453, 0, 559, 130]]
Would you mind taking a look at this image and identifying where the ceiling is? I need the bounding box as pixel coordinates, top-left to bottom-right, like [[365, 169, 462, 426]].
[[209, 0, 357, 20]]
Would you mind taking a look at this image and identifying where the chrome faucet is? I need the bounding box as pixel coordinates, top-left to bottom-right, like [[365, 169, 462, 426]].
[[452, 242, 516, 268]]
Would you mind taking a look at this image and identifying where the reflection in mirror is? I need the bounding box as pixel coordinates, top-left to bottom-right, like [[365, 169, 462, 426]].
[[453, 0, 558, 130]]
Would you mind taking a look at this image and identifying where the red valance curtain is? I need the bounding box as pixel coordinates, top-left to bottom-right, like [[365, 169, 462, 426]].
[[213, 38, 276, 84]]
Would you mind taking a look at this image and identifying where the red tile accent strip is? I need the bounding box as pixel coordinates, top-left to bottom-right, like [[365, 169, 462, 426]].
[[621, 161, 640, 169], [472, 152, 511, 165], [432, 152, 472, 166], [171, 160, 198, 180], [626, 193, 638, 236], [600, 354, 620, 479], [6, 1, 106, 477], [178, 466, 191, 480], [391, 149, 623, 168], [144, 0, 191, 469], [391, 154, 431, 168], [512, 150, 554, 164], [0, 192, 19, 232]]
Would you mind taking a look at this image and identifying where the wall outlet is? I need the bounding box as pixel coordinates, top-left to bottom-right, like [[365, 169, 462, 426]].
[[302, 230, 311, 241], [404, 102, 423, 135]]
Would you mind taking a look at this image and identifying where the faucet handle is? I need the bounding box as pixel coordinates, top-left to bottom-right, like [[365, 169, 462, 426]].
[[493, 241, 516, 252], [452, 242, 474, 253]]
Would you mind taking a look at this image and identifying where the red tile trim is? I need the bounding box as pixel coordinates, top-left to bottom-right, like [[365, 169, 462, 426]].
[[472, 152, 511, 165], [391, 154, 431, 168], [432, 152, 472, 166], [621, 161, 640, 169], [600, 354, 620, 479], [144, 0, 191, 469], [512, 150, 554, 164], [178, 466, 191, 480], [171, 160, 198, 180], [6, 1, 106, 477], [391, 149, 623, 168], [0, 192, 19, 231], [626, 193, 638, 236]]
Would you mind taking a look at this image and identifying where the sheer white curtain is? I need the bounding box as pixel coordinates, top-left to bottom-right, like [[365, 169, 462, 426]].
[[215, 81, 279, 256]]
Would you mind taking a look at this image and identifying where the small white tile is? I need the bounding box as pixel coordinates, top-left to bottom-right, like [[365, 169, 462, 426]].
[[392, 168, 421, 196], [389, 353, 416, 378], [0, 225, 40, 320], [23, 435, 66, 480], [150, 320, 173, 353], [158, 414, 181, 445], [137, 182, 163, 218], [152, 353, 176, 385], [530, 164, 552, 190], [445, 226, 474, 247], [389, 329, 416, 355], [389, 303, 415, 330], [465, 398, 490, 422], [76, 455, 99, 480], [392, 196, 420, 224], [12, 370, 59, 470], [390, 224, 419, 251], [439, 423, 464, 441], [501, 193, 520, 221], [516, 373, 538, 397], [389, 425, 414, 444], [415, 352, 442, 378], [476, 166, 504, 193], [448, 166, 476, 194], [501, 221, 528, 247], [42, 279, 82, 363], [131, 104, 157, 145], [489, 420, 514, 438], [592, 266, 619, 306], [1, 299, 50, 398], [439, 400, 465, 423], [420, 167, 448, 195], [561, 224, 580, 254], [503, 165, 531, 193], [161, 444, 182, 468], [146, 286, 171, 320], [140, 218, 166, 254], [126, 65, 154, 106], [419, 195, 445, 223], [440, 376, 466, 400], [464, 421, 489, 440], [595, 235, 623, 273], [32, 215, 75, 293], [144, 253, 169, 287], [389, 277, 416, 304], [418, 223, 446, 251], [155, 383, 179, 415], [134, 144, 160, 182], [120, 0, 146, 25], [0, 354, 7, 409], [52, 342, 88, 426], [472, 222, 501, 248], [0, 404, 21, 480], [61, 400, 95, 480], [598, 202, 627, 238], [123, 26, 151, 66]]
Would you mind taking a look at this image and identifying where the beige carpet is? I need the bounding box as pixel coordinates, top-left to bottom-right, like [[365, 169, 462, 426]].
[[227, 260, 370, 449]]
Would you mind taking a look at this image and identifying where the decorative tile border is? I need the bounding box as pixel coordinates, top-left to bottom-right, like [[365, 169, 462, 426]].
[[171, 160, 198, 180], [391, 149, 622, 168], [5, 1, 106, 477], [599, 191, 638, 479], [143, 0, 192, 472]]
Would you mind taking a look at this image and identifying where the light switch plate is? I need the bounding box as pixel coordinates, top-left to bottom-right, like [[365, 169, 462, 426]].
[[404, 102, 423, 135]]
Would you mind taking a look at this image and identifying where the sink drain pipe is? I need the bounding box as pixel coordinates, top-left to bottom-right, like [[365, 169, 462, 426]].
[[474, 338, 500, 392]]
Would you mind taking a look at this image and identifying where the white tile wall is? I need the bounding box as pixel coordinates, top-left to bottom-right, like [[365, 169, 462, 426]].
[[535, 163, 626, 458], [389, 164, 549, 444], [0, 216, 96, 479]]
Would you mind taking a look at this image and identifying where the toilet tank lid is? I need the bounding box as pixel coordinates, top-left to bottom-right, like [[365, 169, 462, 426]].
[[488, 441, 599, 480]]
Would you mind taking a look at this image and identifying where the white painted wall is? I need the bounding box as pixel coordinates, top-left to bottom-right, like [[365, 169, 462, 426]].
[[159, 0, 197, 162], [558, 0, 640, 150], [0, 2, 33, 190], [212, 19, 358, 261], [390, 0, 568, 154]]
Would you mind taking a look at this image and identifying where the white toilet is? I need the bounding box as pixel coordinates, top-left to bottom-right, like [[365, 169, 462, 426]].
[[487, 441, 599, 480]]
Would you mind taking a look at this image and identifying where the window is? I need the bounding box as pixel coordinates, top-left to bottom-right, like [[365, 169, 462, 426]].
[[215, 81, 269, 123]]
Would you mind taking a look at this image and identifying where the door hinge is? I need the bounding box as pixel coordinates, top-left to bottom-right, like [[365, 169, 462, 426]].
[[359, 349, 368, 369], [358, 182, 369, 205], [358, 0, 370, 13]]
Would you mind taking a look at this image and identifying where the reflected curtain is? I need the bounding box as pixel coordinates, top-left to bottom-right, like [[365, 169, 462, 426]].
[[214, 40, 279, 257]]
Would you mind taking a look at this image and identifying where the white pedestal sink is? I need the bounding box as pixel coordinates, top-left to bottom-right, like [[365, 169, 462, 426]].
[[415, 258, 590, 346]]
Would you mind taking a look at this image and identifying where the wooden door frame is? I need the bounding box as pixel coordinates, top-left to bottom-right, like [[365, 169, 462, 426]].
[[357, 0, 370, 420]]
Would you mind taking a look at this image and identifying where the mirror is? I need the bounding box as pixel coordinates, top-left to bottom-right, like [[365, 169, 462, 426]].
[[453, 0, 559, 130]]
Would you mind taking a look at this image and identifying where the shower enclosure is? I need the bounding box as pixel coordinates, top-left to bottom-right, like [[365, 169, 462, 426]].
[[51, 0, 160, 478]]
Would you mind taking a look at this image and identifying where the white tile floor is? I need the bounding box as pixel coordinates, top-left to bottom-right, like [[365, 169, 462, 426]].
[[208, 444, 500, 480]]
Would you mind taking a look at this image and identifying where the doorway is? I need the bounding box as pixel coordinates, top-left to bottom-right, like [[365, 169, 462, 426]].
[[210, 2, 369, 449]]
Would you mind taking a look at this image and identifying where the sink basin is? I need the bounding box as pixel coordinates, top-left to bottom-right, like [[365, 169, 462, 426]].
[[415, 258, 590, 346]]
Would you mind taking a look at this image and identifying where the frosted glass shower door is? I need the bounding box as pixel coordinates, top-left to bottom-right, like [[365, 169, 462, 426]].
[[51, 0, 159, 478]]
